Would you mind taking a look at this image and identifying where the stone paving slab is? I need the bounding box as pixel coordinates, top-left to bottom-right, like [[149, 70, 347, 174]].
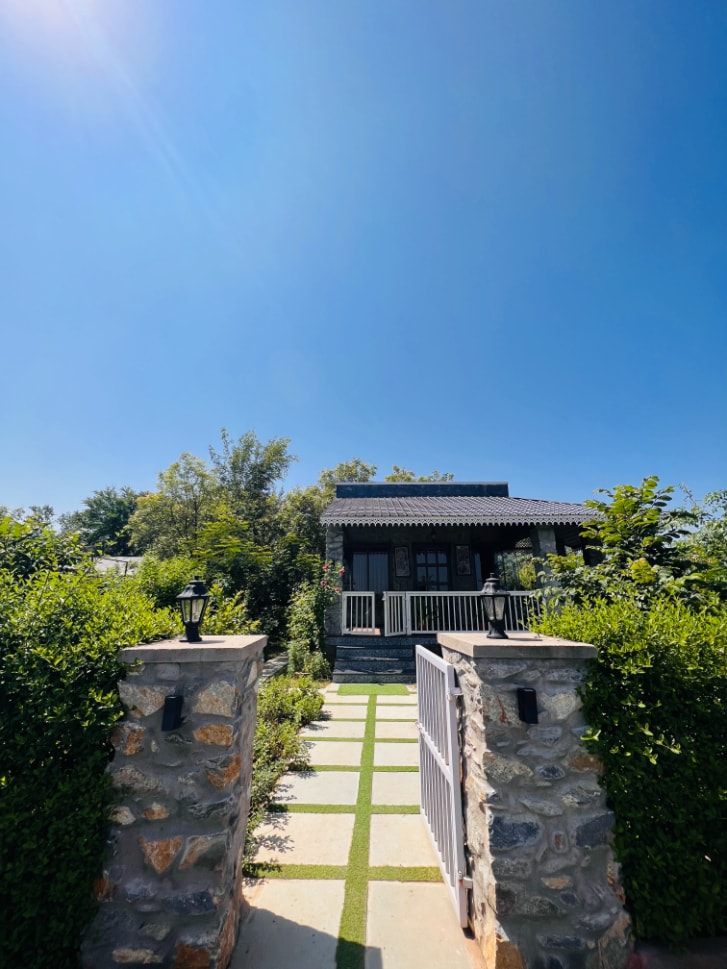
[[371, 771, 421, 806], [272, 770, 360, 806], [301, 719, 367, 738], [366, 881, 481, 969], [234, 879, 345, 969], [321, 703, 368, 719], [253, 813, 354, 866], [375, 720, 418, 740], [373, 705, 417, 720], [369, 815, 439, 868], [373, 741, 420, 768], [305, 740, 364, 766], [236, 684, 487, 969]]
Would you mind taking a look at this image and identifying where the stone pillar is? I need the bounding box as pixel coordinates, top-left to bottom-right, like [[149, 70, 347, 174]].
[[82, 635, 266, 969], [324, 525, 344, 637], [438, 632, 631, 969]]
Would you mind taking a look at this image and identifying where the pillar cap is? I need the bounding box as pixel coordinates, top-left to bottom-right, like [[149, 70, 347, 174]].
[[438, 631, 596, 660], [119, 635, 267, 664]]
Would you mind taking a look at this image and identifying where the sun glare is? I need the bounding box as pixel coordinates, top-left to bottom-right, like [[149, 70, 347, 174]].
[[1, 0, 135, 64]]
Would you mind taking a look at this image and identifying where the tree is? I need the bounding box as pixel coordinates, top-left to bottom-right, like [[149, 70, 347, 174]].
[[318, 459, 377, 494], [384, 466, 454, 482], [208, 430, 295, 544], [0, 505, 55, 526], [58, 486, 139, 555], [680, 489, 727, 599], [546, 476, 708, 606], [127, 454, 217, 557], [281, 459, 378, 557]]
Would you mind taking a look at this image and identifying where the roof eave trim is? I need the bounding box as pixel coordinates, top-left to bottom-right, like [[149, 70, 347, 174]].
[[321, 517, 591, 527]]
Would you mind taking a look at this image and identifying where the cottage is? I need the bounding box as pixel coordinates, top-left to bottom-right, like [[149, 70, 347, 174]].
[[321, 481, 596, 681]]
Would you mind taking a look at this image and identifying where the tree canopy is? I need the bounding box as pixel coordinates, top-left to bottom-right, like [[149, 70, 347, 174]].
[[546, 475, 726, 607]]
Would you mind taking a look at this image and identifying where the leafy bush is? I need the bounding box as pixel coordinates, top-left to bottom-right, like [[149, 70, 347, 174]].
[[286, 561, 342, 677], [247, 675, 324, 855], [132, 553, 199, 609], [545, 477, 719, 609], [535, 596, 727, 944], [0, 520, 176, 969], [202, 582, 261, 636]]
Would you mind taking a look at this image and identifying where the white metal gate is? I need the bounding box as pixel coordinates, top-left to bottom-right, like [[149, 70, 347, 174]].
[[416, 644, 470, 926]]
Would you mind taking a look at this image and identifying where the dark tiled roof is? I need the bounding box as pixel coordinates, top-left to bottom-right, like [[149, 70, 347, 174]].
[[321, 495, 596, 528]]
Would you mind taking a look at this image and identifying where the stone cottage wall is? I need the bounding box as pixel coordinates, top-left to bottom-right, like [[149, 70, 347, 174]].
[[438, 632, 631, 969], [82, 635, 266, 969], [324, 525, 345, 636]]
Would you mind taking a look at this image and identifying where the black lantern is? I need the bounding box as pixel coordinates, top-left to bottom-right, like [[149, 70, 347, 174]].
[[481, 572, 509, 639], [176, 577, 210, 644]]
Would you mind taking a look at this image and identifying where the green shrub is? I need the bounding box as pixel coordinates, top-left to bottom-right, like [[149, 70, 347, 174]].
[[285, 561, 341, 677], [0, 522, 176, 969], [202, 582, 262, 636], [132, 553, 198, 609], [535, 596, 727, 944], [246, 675, 324, 855]]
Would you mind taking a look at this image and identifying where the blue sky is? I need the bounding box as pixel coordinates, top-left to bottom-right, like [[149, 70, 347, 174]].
[[1, 1, 725, 516]]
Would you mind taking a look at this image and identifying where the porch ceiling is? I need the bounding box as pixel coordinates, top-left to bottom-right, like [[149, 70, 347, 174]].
[[321, 495, 597, 528]]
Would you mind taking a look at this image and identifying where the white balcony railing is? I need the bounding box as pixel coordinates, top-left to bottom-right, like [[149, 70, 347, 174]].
[[380, 590, 540, 636], [341, 591, 377, 634]]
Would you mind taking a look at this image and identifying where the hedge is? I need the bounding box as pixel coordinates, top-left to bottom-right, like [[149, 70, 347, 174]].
[[535, 596, 727, 944], [0, 536, 176, 969]]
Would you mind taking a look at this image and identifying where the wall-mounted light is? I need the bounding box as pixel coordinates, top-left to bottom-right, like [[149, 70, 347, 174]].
[[517, 687, 538, 724], [176, 577, 210, 644], [161, 694, 184, 731], [481, 572, 509, 639]]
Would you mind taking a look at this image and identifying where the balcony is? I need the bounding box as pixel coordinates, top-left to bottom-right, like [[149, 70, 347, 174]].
[[340, 590, 540, 637]]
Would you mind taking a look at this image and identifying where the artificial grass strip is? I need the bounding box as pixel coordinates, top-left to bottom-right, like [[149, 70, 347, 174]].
[[338, 684, 408, 696], [335, 694, 377, 969], [306, 764, 361, 772], [243, 862, 348, 880], [368, 866, 442, 882]]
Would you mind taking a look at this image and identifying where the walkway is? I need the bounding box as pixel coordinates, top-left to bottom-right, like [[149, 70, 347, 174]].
[[232, 682, 485, 969]]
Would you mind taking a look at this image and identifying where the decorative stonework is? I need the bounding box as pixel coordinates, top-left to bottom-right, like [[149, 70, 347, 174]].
[[324, 525, 345, 637], [438, 632, 631, 969], [82, 636, 266, 969]]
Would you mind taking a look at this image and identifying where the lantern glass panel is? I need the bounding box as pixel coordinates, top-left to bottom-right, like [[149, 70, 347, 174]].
[[190, 598, 206, 622], [493, 595, 506, 621]]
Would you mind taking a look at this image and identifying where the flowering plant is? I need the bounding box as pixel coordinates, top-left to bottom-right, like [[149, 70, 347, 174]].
[[287, 560, 344, 675], [320, 560, 345, 596]]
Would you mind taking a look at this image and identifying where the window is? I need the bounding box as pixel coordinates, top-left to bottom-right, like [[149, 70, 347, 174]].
[[351, 550, 389, 592], [415, 548, 449, 590]]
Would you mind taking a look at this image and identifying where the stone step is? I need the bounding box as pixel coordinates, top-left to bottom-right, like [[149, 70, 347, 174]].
[[334, 659, 415, 673], [327, 637, 438, 649], [332, 671, 417, 684], [336, 647, 414, 660]]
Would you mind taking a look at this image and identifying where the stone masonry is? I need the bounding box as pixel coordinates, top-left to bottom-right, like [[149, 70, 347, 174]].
[[438, 632, 631, 969], [324, 525, 345, 637], [82, 635, 266, 969]]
